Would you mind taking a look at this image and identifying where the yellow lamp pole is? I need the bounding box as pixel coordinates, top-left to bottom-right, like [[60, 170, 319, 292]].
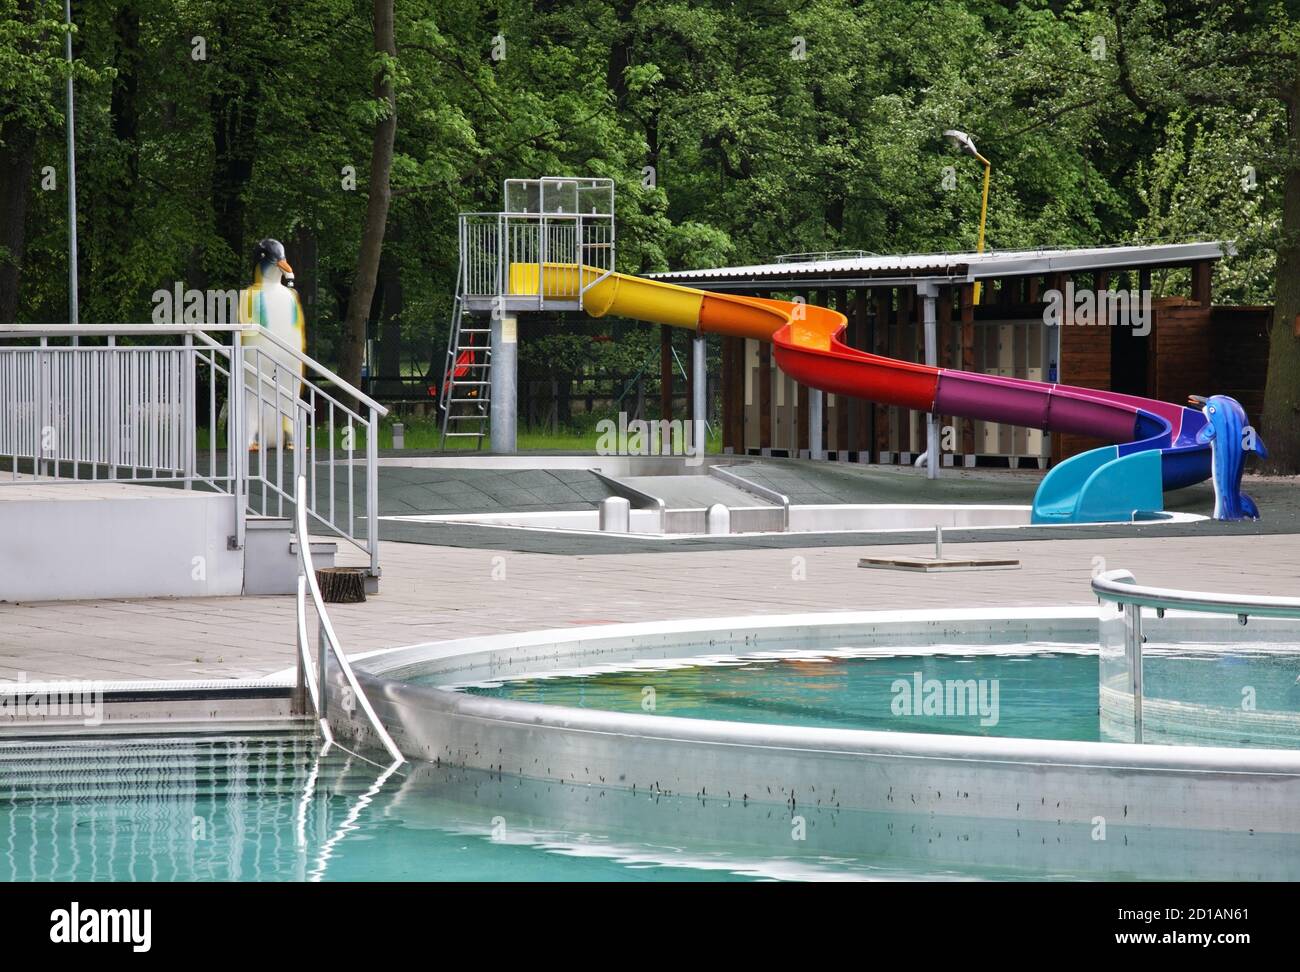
[[944, 130, 991, 304]]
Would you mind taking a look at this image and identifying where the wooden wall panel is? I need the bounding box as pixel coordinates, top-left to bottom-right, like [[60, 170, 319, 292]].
[[1149, 299, 1213, 407], [1210, 305, 1271, 422]]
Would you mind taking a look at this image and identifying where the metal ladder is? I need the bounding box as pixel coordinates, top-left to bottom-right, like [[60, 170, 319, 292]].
[[438, 278, 491, 450]]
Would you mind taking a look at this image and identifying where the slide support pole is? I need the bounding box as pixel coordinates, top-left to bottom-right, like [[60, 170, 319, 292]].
[[491, 314, 518, 453], [809, 388, 824, 460], [692, 332, 707, 452], [919, 283, 940, 480]]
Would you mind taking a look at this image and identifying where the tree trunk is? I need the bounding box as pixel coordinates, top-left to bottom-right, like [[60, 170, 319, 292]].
[[339, 0, 397, 390], [1260, 75, 1300, 474], [378, 223, 403, 395], [0, 0, 40, 323], [210, 15, 258, 269]]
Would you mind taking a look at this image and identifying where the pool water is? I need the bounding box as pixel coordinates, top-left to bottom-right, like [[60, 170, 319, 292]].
[[5, 730, 1299, 882], [459, 647, 1102, 742]]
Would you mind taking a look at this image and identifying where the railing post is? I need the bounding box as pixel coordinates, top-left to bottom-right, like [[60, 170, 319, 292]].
[[230, 330, 246, 550], [1124, 601, 1144, 744], [183, 333, 195, 488], [317, 616, 329, 721], [292, 586, 308, 717], [367, 404, 380, 581]]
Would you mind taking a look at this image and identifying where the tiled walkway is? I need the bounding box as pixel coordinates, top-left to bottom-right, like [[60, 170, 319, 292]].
[[2, 531, 1295, 682]]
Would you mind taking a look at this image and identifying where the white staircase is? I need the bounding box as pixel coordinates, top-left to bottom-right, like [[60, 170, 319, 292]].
[[0, 323, 387, 601]]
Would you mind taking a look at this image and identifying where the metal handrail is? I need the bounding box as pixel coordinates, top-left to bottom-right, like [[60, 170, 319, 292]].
[[294, 473, 403, 764], [1092, 569, 1300, 744], [709, 464, 791, 530], [2, 324, 389, 418], [1092, 569, 1300, 620], [190, 327, 388, 418]]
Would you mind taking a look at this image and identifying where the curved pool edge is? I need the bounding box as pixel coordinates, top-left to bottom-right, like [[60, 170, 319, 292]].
[[327, 607, 1300, 835]]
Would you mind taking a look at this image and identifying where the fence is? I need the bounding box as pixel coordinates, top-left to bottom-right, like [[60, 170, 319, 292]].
[[0, 324, 387, 579]]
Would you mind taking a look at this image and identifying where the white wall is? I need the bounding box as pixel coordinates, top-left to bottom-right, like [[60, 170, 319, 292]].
[[0, 492, 243, 602]]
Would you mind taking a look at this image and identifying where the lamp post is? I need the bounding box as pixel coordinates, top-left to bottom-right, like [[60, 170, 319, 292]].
[[64, 0, 79, 326], [944, 129, 990, 304]]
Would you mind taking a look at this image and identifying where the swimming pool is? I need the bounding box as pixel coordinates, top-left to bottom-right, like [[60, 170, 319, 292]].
[[453, 647, 1102, 741], [6, 730, 1299, 881], [451, 640, 1300, 749]]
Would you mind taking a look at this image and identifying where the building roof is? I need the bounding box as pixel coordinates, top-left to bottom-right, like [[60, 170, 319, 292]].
[[647, 241, 1230, 289]]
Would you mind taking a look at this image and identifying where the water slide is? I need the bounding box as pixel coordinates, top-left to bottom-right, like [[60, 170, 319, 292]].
[[509, 264, 1212, 522]]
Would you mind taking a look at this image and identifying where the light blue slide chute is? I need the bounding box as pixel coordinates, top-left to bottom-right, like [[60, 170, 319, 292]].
[[1031, 446, 1164, 524]]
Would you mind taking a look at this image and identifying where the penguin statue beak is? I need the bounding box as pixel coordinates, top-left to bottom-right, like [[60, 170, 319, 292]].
[[277, 258, 295, 289], [277, 259, 294, 275]]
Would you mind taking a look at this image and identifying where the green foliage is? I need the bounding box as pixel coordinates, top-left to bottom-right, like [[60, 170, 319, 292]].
[[4, 0, 1294, 342]]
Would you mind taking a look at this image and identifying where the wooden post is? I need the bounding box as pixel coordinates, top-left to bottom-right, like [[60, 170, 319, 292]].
[[874, 289, 892, 459], [1190, 260, 1212, 307], [797, 290, 813, 454], [835, 287, 850, 453], [852, 289, 870, 456], [720, 335, 734, 452]]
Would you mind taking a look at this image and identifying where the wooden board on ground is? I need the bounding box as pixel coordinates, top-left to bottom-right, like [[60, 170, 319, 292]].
[[858, 556, 1021, 573]]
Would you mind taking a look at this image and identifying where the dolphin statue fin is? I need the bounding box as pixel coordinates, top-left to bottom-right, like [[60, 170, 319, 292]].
[[1248, 430, 1268, 459], [1241, 493, 1261, 520]]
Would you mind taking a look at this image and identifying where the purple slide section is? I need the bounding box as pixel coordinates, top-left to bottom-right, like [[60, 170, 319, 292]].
[[933, 371, 1141, 442]]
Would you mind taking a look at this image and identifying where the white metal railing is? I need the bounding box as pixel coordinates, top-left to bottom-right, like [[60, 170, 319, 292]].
[[458, 211, 615, 310], [0, 324, 388, 579], [293, 474, 403, 764], [1092, 569, 1300, 743]]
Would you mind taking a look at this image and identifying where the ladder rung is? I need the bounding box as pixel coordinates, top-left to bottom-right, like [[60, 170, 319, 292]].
[[447, 415, 487, 421], [451, 380, 489, 386], [443, 432, 487, 438]]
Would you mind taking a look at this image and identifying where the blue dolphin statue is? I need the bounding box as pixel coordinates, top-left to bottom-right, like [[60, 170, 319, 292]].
[[1189, 394, 1267, 521]]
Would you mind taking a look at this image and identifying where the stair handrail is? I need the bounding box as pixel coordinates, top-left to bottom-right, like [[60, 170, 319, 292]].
[[294, 473, 404, 764]]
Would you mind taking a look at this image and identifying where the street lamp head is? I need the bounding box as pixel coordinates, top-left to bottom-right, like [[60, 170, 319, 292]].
[[944, 129, 979, 157]]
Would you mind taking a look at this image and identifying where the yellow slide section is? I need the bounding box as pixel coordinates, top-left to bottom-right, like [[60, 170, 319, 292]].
[[509, 263, 704, 329], [506, 261, 942, 413], [507, 262, 840, 348]]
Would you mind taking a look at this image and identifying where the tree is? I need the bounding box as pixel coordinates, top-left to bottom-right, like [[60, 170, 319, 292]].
[[1100, 1, 1299, 470], [340, 0, 397, 389], [0, 0, 69, 322]]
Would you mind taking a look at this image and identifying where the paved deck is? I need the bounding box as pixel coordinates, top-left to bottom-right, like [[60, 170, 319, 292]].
[[1, 531, 1295, 683]]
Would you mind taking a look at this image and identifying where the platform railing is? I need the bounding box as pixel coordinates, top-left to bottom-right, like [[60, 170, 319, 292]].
[[458, 210, 615, 311], [293, 474, 403, 764], [0, 324, 388, 580], [1092, 569, 1300, 743]]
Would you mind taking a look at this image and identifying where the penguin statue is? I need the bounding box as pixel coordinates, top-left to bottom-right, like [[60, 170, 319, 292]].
[[238, 238, 306, 450]]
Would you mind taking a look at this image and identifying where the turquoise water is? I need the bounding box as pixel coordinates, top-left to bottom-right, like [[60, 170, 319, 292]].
[[4, 730, 1299, 881], [460, 648, 1102, 741]]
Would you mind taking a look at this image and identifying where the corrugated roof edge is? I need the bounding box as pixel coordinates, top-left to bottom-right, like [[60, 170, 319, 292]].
[[646, 241, 1230, 283]]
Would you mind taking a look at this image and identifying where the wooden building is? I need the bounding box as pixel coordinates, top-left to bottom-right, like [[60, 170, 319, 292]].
[[649, 243, 1269, 468]]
